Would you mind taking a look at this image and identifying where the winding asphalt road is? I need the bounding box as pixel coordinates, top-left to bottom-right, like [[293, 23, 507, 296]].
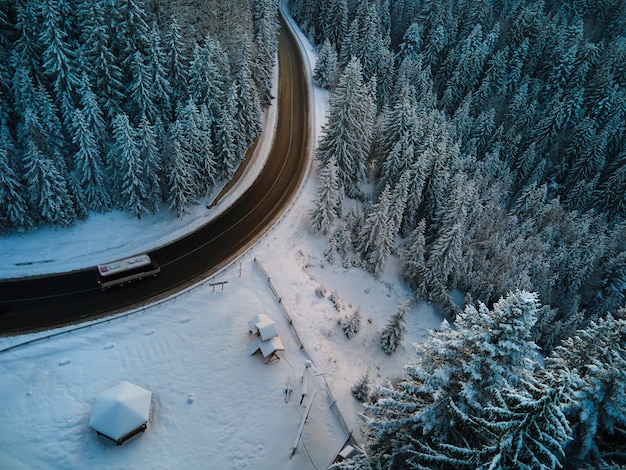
[[0, 14, 310, 335]]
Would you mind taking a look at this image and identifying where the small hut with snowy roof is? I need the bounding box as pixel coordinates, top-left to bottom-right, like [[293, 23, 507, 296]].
[[89, 381, 152, 445]]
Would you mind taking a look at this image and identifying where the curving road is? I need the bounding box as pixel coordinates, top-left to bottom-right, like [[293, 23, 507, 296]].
[[0, 14, 310, 335]]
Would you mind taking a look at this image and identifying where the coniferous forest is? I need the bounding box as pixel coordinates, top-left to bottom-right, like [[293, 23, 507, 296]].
[[0, 0, 278, 227], [291, 0, 626, 468], [2, 0, 626, 467]]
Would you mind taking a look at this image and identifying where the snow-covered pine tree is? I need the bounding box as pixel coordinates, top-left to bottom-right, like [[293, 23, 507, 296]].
[[323, 230, 340, 264], [546, 313, 626, 466], [38, 0, 80, 130], [380, 299, 409, 354], [478, 373, 572, 470], [14, 88, 44, 151], [13, 65, 64, 158], [415, 371, 572, 470], [316, 57, 373, 197], [377, 129, 416, 195], [111, 113, 146, 218], [188, 35, 225, 116], [374, 79, 423, 184], [351, 374, 370, 402], [397, 23, 422, 63], [13, 0, 44, 87], [594, 250, 626, 317], [78, 0, 124, 121], [70, 108, 111, 212], [196, 104, 217, 196], [387, 168, 410, 236], [214, 85, 239, 179], [164, 19, 188, 114], [360, 184, 398, 277], [167, 120, 199, 217], [290, 0, 322, 44], [421, 128, 459, 227], [0, 143, 32, 231], [401, 218, 426, 283], [113, 0, 149, 71], [339, 308, 361, 339], [0, 52, 10, 130], [472, 291, 541, 395], [232, 37, 262, 159], [400, 157, 428, 233], [152, 116, 169, 202], [127, 51, 157, 125], [178, 99, 213, 198], [146, 22, 172, 123], [22, 139, 75, 226], [328, 214, 361, 269], [328, 445, 379, 470], [339, 0, 389, 90], [313, 39, 338, 90], [311, 156, 341, 235], [33, 82, 65, 155], [320, 0, 348, 49], [368, 215, 396, 278], [440, 24, 496, 116], [137, 116, 161, 214], [597, 150, 626, 219], [77, 74, 107, 151], [425, 173, 471, 285], [364, 291, 540, 466], [392, 54, 436, 111], [252, 0, 279, 106]]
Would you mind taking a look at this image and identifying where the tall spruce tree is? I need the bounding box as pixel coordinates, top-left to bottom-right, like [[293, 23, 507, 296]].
[[71, 108, 111, 212], [214, 85, 239, 179], [167, 120, 199, 217], [313, 39, 338, 90], [79, 0, 124, 121], [415, 372, 572, 470], [164, 19, 188, 115], [252, 0, 279, 106], [320, 0, 347, 48], [380, 299, 410, 354], [127, 51, 157, 125], [22, 139, 75, 226], [363, 291, 540, 467], [546, 313, 626, 466], [0, 144, 32, 231], [188, 35, 225, 115], [38, 0, 80, 129], [137, 116, 161, 214], [316, 57, 373, 197], [357, 184, 393, 273], [77, 74, 107, 151], [311, 156, 341, 235], [146, 22, 172, 123], [232, 37, 262, 159]]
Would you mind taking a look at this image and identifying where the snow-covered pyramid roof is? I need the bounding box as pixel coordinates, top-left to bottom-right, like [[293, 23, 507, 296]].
[[89, 381, 152, 444]]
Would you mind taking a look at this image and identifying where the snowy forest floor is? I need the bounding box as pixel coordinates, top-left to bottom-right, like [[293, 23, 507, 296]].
[[0, 7, 443, 469]]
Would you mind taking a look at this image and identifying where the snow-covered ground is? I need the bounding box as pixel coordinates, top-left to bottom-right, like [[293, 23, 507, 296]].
[[0, 6, 442, 469]]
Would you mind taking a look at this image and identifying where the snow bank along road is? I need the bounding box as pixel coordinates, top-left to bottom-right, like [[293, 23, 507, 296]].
[[0, 13, 310, 335]]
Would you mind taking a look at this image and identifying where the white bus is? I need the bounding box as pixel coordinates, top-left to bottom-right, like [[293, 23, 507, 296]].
[[97, 254, 160, 290]]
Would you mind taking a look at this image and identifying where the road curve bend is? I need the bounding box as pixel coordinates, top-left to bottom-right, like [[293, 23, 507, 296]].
[[0, 13, 310, 335]]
